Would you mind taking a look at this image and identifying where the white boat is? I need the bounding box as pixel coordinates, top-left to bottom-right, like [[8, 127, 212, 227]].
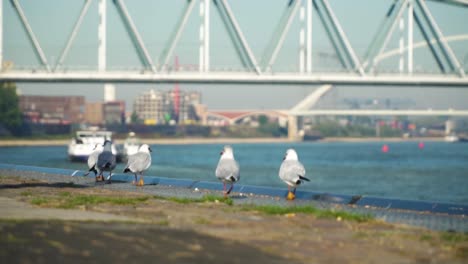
[[121, 132, 141, 161], [444, 133, 459, 143], [68, 130, 118, 162]]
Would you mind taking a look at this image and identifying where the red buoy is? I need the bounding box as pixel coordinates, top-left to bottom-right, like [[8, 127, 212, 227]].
[[418, 142, 425, 149], [382, 144, 389, 153]]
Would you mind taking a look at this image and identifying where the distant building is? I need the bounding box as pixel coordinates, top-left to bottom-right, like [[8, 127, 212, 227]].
[[133, 89, 164, 124], [84, 102, 104, 125], [133, 89, 202, 125], [178, 91, 202, 124], [84, 101, 125, 125], [104, 84, 116, 102], [19, 95, 85, 124], [103, 101, 125, 125], [193, 104, 208, 125]]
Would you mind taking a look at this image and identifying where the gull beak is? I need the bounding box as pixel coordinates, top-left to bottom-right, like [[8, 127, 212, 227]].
[[220, 151, 224, 156], [149, 147, 152, 152]]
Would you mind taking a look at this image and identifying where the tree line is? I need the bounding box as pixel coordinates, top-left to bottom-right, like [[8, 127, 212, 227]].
[[0, 82, 22, 136]]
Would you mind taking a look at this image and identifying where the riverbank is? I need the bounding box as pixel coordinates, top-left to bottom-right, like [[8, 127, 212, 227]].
[[0, 136, 445, 146], [1, 173, 467, 263]]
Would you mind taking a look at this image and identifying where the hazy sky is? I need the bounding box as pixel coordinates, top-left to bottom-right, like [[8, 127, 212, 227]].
[[5, 0, 468, 110]]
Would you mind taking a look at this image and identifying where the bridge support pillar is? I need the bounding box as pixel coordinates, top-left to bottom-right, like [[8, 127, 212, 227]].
[[288, 115, 301, 141]]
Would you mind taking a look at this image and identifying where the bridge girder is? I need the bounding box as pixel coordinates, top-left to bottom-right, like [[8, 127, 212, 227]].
[[1, 72, 467, 87], [1, 0, 467, 82]]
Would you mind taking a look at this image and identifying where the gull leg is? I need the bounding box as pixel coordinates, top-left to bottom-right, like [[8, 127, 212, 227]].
[[226, 183, 234, 195], [84, 167, 96, 177], [138, 173, 144, 186], [287, 185, 296, 200], [95, 172, 103, 183], [133, 174, 137, 185]]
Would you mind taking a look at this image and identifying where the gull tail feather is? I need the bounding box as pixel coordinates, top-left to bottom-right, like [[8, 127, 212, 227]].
[[299, 175, 310, 182]]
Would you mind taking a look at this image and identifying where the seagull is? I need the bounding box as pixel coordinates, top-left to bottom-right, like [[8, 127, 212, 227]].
[[84, 143, 103, 178], [279, 148, 310, 200], [215, 145, 240, 197], [96, 140, 117, 184], [123, 144, 152, 186]]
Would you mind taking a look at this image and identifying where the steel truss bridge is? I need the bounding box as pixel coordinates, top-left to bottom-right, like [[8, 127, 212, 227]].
[[1, 0, 468, 86]]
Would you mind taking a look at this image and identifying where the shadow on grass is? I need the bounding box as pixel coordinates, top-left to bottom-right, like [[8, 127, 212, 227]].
[[0, 182, 88, 190], [0, 220, 298, 264]]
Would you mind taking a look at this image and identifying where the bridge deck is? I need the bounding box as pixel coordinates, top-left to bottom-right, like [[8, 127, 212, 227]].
[[1, 71, 468, 86]]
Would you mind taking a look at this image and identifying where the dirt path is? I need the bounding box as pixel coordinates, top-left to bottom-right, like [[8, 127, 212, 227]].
[[0, 176, 467, 264]]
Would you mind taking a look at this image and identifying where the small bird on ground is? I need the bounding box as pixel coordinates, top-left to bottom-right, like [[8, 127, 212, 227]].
[[279, 148, 310, 200], [123, 144, 152, 186], [96, 140, 117, 184], [84, 143, 103, 179], [215, 145, 240, 197]]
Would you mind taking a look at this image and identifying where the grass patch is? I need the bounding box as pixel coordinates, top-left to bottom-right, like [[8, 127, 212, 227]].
[[438, 232, 468, 259], [440, 232, 468, 243], [420, 234, 433, 242], [194, 217, 211, 225], [0, 175, 23, 182], [156, 220, 169, 226], [57, 195, 150, 209], [353, 231, 370, 239], [199, 194, 234, 206], [20, 191, 33, 196], [29, 194, 150, 209], [155, 194, 233, 206], [166, 197, 198, 204], [28, 191, 232, 209], [31, 197, 51, 206], [59, 192, 72, 197], [242, 204, 373, 222]]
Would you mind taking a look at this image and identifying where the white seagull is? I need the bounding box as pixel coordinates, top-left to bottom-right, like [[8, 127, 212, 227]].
[[215, 145, 240, 197], [279, 148, 310, 200], [84, 143, 103, 178], [96, 140, 117, 184], [123, 144, 152, 186]]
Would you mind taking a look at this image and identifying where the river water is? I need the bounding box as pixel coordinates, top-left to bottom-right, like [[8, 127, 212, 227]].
[[0, 141, 467, 204]]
